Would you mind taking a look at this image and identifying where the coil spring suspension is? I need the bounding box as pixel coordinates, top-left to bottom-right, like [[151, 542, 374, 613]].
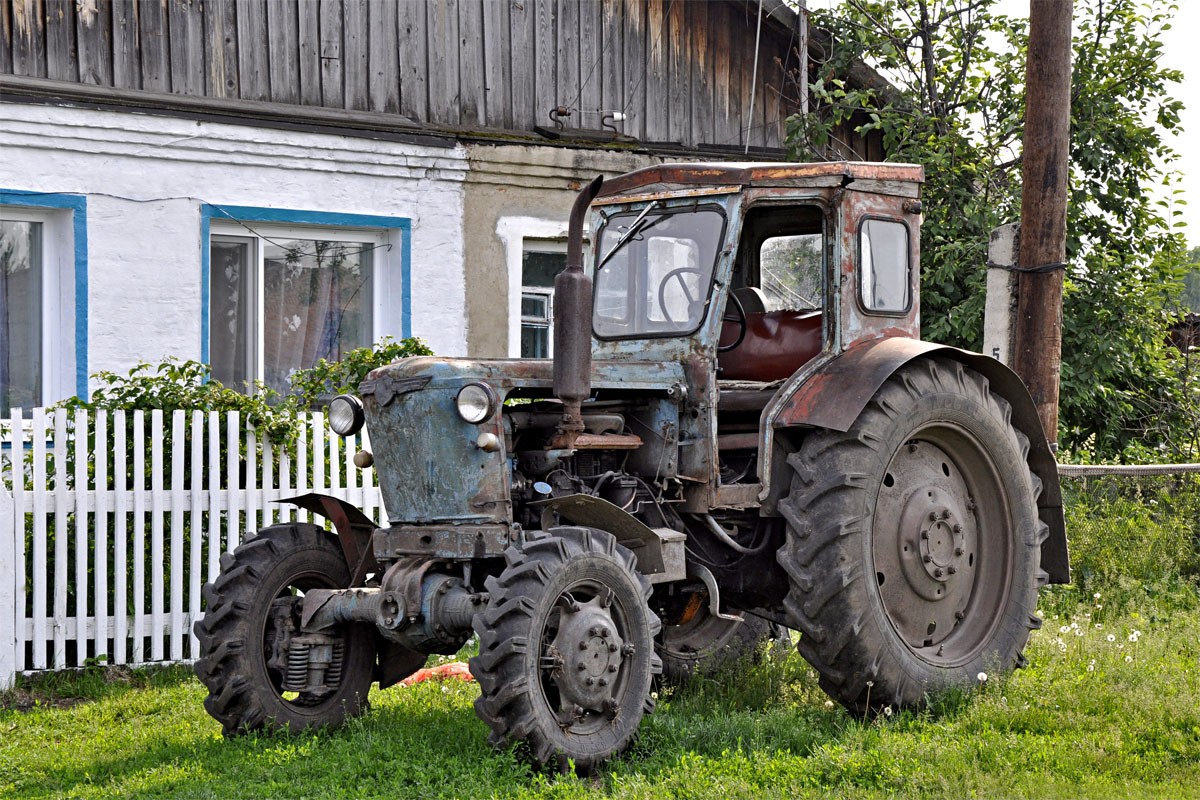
[[282, 633, 343, 698]]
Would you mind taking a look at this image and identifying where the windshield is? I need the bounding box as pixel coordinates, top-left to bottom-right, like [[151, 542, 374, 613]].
[[592, 207, 725, 339]]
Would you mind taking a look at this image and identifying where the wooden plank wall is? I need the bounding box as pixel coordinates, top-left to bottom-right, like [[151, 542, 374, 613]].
[[0, 0, 804, 150]]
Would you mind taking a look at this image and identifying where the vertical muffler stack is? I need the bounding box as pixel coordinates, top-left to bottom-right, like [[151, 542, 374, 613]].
[[551, 175, 604, 449]]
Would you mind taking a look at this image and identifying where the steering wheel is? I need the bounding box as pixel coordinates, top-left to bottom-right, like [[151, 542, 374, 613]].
[[718, 289, 747, 353], [657, 267, 704, 324]]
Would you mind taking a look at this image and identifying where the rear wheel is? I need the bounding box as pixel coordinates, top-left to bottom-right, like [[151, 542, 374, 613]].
[[776, 358, 1048, 711], [470, 527, 661, 773], [194, 523, 376, 735]]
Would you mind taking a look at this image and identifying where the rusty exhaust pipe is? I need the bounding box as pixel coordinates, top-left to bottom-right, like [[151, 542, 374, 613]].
[[551, 175, 604, 448]]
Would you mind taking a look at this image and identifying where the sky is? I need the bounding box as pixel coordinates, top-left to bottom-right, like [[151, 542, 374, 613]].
[[991, 0, 1200, 245]]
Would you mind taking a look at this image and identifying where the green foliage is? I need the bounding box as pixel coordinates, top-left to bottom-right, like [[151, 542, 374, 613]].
[[792, 0, 1193, 457], [288, 335, 434, 403], [1178, 247, 1200, 313]]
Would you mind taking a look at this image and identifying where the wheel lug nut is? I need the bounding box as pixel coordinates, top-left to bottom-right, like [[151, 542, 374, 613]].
[[953, 524, 963, 533], [923, 555, 933, 563], [598, 677, 608, 686], [622, 643, 636, 656], [607, 664, 617, 673], [577, 663, 587, 671], [929, 512, 938, 522], [608, 642, 618, 652], [920, 531, 929, 540], [934, 567, 944, 578], [955, 546, 965, 556], [947, 566, 957, 575], [590, 626, 602, 637], [599, 628, 610, 639], [579, 641, 589, 651], [955, 610, 965, 620], [586, 677, 595, 686]]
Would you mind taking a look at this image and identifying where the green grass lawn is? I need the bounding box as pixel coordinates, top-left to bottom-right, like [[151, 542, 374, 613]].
[[3, 581, 1199, 800]]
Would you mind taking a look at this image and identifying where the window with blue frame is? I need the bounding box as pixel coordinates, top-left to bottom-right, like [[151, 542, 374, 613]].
[[203, 206, 409, 395], [0, 192, 86, 415]]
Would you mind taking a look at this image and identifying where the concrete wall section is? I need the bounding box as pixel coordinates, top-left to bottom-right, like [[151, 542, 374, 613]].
[[0, 103, 470, 399], [461, 144, 663, 357]]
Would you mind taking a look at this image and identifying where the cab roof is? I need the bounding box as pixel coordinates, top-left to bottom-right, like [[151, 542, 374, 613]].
[[596, 161, 925, 199]]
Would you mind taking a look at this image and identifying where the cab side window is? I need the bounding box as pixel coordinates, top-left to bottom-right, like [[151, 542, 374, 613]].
[[760, 233, 823, 311], [860, 219, 910, 313]]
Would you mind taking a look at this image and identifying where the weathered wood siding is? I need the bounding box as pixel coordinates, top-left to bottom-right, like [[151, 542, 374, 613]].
[[0, 0, 804, 150]]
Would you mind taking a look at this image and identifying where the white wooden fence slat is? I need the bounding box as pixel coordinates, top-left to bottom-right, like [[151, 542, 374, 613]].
[[296, 413, 308, 524], [132, 410, 145, 665], [190, 411, 203, 657], [114, 411, 128, 664], [262, 437, 273, 530], [95, 412, 108, 662], [12, 409, 27, 672], [0, 409, 19, 687], [328, 417, 340, 496], [73, 408, 88, 666], [31, 409, 47, 669], [207, 411, 221, 583], [280, 446, 291, 524], [53, 408, 67, 668], [151, 410, 165, 662], [246, 427, 258, 539], [312, 412, 325, 497], [170, 411, 185, 661], [226, 411, 240, 552]]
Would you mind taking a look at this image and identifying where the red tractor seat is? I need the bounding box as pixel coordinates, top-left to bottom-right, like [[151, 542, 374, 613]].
[[718, 310, 823, 382]]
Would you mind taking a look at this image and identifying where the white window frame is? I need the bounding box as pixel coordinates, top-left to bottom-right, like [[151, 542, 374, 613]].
[[496, 216, 590, 358], [519, 239, 568, 359], [208, 221, 390, 388], [0, 205, 76, 410]]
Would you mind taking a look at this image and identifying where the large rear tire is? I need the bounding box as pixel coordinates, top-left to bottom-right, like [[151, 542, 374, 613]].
[[194, 523, 376, 735], [470, 527, 661, 773], [777, 358, 1047, 711]]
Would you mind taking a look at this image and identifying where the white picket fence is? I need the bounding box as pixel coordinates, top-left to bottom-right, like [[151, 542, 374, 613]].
[[0, 408, 385, 689]]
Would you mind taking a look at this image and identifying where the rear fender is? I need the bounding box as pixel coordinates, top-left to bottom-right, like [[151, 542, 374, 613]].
[[277, 493, 379, 587], [764, 337, 1069, 584]]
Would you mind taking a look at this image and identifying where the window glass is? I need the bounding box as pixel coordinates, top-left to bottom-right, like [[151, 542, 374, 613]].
[[262, 239, 373, 394], [209, 231, 377, 395], [593, 208, 724, 338], [520, 247, 566, 358], [860, 219, 910, 313], [760, 233, 823, 311], [210, 237, 253, 388], [0, 220, 43, 414]]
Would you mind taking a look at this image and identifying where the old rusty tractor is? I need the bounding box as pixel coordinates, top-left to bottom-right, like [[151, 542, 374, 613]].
[[195, 162, 1069, 771]]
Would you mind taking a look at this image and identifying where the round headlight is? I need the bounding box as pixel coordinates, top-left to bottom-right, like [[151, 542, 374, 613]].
[[328, 394, 365, 437], [456, 383, 496, 424]]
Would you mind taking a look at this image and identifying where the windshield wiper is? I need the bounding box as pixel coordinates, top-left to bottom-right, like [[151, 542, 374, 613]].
[[596, 200, 662, 271]]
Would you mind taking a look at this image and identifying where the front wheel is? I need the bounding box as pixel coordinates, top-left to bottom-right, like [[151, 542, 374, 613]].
[[194, 523, 376, 735], [470, 527, 661, 773], [777, 358, 1048, 711]]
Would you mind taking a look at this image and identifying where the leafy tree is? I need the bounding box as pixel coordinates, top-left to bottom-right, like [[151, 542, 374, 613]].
[[791, 0, 1192, 458], [1179, 247, 1200, 313]]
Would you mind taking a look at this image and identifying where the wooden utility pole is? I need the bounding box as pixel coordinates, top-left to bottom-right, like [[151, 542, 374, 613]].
[[1013, 0, 1073, 446]]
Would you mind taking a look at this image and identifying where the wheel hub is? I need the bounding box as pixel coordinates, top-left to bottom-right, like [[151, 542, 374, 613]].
[[549, 594, 626, 712], [875, 439, 983, 655]]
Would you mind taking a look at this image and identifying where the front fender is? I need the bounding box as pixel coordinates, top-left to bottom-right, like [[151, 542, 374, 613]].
[[765, 337, 1069, 584]]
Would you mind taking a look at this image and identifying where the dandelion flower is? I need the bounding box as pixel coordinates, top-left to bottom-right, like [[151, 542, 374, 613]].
[[1128, 633, 1138, 642], [825, 700, 835, 709], [866, 680, 874, 688], [1095, 623, 1103, 628], [1107, 634, 1116, 642], [976, 672, 988, 683], [883, 706, 893, 717], [1071, 621, 1079, 629], [1060, 625, 1071, 633], [1125, 655, 1133, 663], [651, 691, 659, 700], [1087, 664, 1095, 672], [1118, 643, 1124, 650], [1094, 592, 1101, 599], [1075, 629, 1084, 637]]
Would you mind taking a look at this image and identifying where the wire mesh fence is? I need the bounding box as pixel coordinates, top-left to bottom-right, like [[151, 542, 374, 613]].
[[1058, 464, 1200, 585]]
